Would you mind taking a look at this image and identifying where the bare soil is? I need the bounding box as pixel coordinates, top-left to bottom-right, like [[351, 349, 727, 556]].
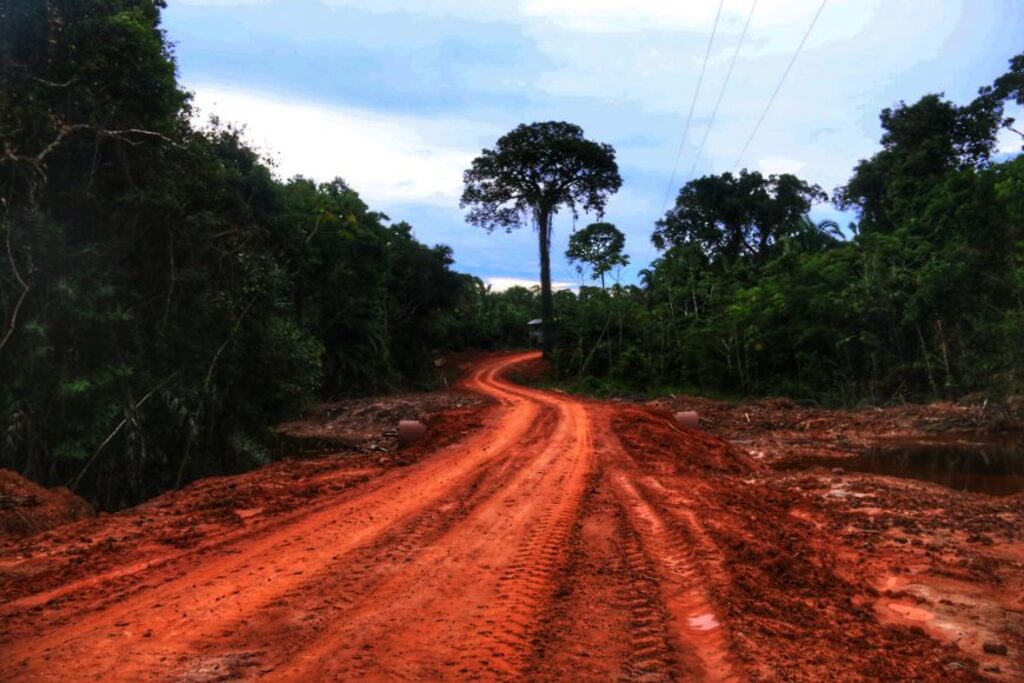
[[0, 470, 94, 539], [647, 393, 1009, 463], [0, 353, 1020, 681], [274, 388, 489, 459]]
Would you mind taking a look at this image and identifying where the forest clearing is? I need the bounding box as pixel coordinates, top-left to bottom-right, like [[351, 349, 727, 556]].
[[1, 352, 1021, 681]]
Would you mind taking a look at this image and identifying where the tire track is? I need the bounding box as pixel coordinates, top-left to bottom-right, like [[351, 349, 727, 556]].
[[615, 514, 680, 681], [251, 370, 594, 681], [612, 471, 742, 682], [176, 405, 563, 675], [0, 352, 559, 681], [465, 455, 588, 676]]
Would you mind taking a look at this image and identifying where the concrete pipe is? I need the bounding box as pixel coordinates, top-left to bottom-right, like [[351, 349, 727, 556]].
[[674, 411, 700, 429], [398, 419, 427, 447]]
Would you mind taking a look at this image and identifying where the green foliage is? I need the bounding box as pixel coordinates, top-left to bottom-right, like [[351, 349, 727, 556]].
[[0, 0, 473, 509], [460, 122, 622, 233], [653, 170, 827, 271], [461, 121, 622, 356], [541, 53, 1024, 404], [565, 222, 629, 288]]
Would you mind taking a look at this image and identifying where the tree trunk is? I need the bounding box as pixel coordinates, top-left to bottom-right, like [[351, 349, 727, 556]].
[[537, 207, 553, 358]]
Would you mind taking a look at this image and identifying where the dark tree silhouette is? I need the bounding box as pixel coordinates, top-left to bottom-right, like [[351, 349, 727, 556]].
[[461, 122, 621, 355], [566, 222, 628, 288], [654, 170, 826, 271]]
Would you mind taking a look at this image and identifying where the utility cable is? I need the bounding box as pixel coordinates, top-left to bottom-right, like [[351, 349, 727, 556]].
[[646, 0, 725, 274], [687, 0, 758, 181], [660, 0, 725, 214], [732, 0, 827, 171]]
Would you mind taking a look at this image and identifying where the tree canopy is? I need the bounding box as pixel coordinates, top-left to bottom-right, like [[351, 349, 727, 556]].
[[461, 121, 621, 354], [653, 170, 827, 271], [535, 51, 1024, 402], [0, 0, 474, 509], [565, 222, 629, 288]]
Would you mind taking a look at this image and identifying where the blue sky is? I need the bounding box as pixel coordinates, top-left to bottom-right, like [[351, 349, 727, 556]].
[[164, 0, 1024, 290]]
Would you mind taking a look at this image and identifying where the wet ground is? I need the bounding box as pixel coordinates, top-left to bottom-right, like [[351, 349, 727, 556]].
[[778, 434, 1024, 496]]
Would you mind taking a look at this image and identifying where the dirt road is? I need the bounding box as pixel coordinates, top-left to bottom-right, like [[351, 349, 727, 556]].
[[1, 352, 1019, 680]]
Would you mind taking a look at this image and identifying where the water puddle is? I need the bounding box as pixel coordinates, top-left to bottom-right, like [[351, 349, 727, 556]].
[[778, 434, 1024, 496], [687, 613, 720, 631]]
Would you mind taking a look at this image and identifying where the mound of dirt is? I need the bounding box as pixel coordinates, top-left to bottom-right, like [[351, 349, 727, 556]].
[[0, 469, 93, 540], [649, 394, 1010, 467], [612, 406, 758, 475], [275, 390, 488, 456], [504, 355, 551, 384]]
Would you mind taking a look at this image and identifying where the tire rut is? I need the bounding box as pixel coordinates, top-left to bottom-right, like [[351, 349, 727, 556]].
[[615, 511, 680, 682], [1, 353, 556, 680], [2, 353, 749, 682], [612, 471, 742, 682], [181, 409, 561, 674], [260, 395, 593, 681]]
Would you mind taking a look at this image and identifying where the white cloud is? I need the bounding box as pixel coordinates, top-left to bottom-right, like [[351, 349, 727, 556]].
[[757, 155, 806, 176], [519, 0, 877, 35], [189, 84, 492, 205], [486, 277, 576, 292], [177, 0, 878, 39]]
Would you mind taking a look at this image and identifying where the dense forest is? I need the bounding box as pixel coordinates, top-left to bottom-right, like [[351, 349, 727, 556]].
[[539, 56, 1024, 404], [1, 1, 1021, 509], [0, 1, 492, 508]]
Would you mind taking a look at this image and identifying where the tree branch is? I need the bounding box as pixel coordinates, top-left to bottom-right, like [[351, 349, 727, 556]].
[[0, 281, 30, 353], [0, 195, 31, 354], [29, 76, 76, 88], [204, 294, 260, 391], [67, 373, 179, 491], [3, 123, 180, 174]]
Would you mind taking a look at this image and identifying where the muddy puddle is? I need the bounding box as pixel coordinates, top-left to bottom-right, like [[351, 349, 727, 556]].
[[778, 434, 1024, 496]]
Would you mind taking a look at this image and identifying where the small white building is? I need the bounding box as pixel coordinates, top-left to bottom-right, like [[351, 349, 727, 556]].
[[527, 318, 543, 346]]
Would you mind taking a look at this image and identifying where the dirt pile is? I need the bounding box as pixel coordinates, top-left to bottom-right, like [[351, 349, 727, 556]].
[[0, 469, 92, 540], [611, 406, 757, 475], [650, 394, 1010, 465], [275, 390, 488, 458], [603, 406, 1002, 681], [503, 354, 551, 384]]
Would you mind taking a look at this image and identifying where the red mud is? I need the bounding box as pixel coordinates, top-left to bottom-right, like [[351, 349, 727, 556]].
[[0, 352, 1020, 681], [647, 393, 1011, 463], [0, 470, 93, 539]]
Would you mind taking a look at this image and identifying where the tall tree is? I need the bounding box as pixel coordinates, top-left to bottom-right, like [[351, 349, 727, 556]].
[[566, 222, 629, 288], [461, 122, 621, 355]]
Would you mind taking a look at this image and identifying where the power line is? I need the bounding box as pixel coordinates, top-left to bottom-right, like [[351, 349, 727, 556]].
[[645, 0, 725, 273], [660, 0, 725, 214], [732, 0, 827, 172], [687, 0, 758, 181]]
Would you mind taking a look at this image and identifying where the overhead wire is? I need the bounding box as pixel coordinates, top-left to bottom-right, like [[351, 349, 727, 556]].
[[659, 0, 726, 215], [732, 0, 827, 171], [686, 0, 758, 181], [645, 0, 725, 275]]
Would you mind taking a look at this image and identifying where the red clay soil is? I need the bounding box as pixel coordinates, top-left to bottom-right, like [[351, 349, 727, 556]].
[[0, 470, 93, 539], [0, 352, 1021, 681], [647, 393, 1010, 463]]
